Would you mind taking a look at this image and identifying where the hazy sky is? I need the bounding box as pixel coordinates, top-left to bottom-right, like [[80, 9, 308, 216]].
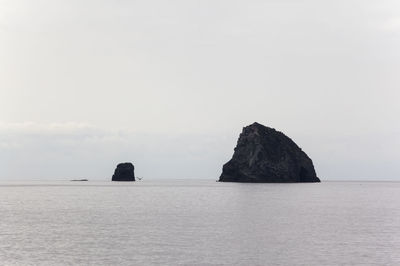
[[1, 0, 399, 180]]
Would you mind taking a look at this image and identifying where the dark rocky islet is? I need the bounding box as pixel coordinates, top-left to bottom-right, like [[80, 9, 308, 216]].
[[112, 162, 135, 181], [219, 122, 320, 183]]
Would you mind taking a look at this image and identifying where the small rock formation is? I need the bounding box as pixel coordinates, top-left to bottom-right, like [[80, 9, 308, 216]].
[[219, 123, 320, 183], [112, 162, 135, 181]]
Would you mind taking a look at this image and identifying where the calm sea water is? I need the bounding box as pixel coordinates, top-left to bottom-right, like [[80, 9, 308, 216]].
[[0, 180, 399, 266]]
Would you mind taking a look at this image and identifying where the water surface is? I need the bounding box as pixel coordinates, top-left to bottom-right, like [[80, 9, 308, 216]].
[[0, 180, 399, 265]]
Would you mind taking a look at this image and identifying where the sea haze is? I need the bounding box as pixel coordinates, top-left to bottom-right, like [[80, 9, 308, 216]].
[[0, 180, 399, 265]]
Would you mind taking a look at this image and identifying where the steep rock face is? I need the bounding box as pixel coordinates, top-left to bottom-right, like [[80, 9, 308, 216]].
[[112, 162, 135, 181], [219, 123, 320, 183]]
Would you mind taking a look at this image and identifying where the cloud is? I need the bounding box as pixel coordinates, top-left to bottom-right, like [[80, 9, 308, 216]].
[[0, 122, 233, 180], [0, 121, 399, 180], [0, 121, 95, 134], [0, 122, 124, 150], [378, 17, 400, 32]]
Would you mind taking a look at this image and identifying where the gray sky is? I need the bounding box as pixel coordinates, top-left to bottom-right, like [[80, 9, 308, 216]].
[[1, 0, 399, 180]]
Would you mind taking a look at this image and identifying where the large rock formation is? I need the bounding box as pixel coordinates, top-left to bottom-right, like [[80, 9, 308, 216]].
[[219, 123, 320, 183], [112, 162, 135, 181]]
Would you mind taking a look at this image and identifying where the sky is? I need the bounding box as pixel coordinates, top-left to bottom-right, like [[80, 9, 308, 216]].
[[1, 0, 399, 180]]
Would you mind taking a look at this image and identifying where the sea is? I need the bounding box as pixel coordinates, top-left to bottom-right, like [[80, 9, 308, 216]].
[[0, 180, 399, 266]]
